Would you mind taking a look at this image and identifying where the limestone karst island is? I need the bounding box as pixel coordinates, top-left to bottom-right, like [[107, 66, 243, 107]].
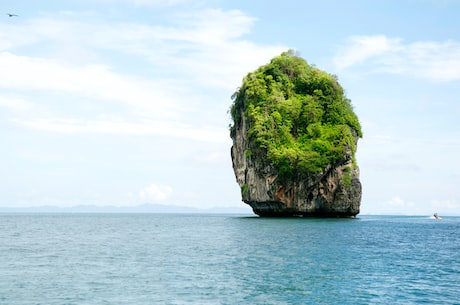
[[230, 51, 363, 217]]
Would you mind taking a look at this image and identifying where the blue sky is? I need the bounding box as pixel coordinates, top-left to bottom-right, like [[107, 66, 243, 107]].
[[1, 0, 459, 215]]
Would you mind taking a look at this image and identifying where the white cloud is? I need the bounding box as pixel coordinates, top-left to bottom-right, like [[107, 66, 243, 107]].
[[129, 0, 190, 6], [333, 35, 402, 70], [98, 0, 196, 7], [0, 95, 38, 114], [386, 196, 415, 208], [431, 199, 460, 210], [98, 8, 282, 89], [0, 52, 182, 118], [361, 196, 422, 215], [139, 183, 173, 202], [185, 150, 229, 166], [10, 116, 230, 142], [334, 35, 460, 82], [1, 10, 281, 90], [0, 9, 286, 136]]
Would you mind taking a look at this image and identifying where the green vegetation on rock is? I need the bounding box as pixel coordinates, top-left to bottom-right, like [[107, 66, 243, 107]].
[[230, 50, 362, 177]]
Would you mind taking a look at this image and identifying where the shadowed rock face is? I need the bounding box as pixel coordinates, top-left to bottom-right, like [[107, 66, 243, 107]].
[[231, 103, 362, 218]]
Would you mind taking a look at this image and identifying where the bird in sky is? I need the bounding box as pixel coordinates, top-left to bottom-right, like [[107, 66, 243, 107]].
[[6, 13, 18, 17]]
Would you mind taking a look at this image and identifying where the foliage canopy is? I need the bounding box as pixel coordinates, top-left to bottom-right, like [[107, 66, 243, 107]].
[[230, 50, 362, 177]]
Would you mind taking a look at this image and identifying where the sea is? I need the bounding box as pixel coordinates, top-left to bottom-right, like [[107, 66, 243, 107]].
[[0, 213, 459, 305]]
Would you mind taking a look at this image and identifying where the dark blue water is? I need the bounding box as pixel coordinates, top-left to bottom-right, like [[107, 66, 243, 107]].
[[0, 214, 459, 304]]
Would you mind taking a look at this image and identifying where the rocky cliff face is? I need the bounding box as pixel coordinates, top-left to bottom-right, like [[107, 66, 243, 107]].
[[231, 112, 362, 217]]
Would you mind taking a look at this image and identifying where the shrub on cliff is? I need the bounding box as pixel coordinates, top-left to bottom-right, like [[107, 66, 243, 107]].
[[230, 50, 362, 177]]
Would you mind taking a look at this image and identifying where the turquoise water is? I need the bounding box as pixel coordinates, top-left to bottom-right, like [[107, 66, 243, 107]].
[[0, 214, 459, 304]]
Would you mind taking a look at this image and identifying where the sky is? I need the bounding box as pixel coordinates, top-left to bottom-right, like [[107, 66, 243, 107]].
[[1, 0, 460, 215]]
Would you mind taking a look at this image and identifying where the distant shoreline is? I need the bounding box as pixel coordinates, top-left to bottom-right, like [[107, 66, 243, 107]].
[[1, 208, 458, 217], [0, 204, 254, 214]]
